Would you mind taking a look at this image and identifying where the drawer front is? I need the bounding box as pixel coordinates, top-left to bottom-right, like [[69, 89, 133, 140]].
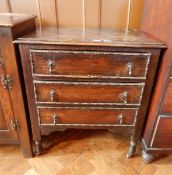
[[151, 115, 172, 148], [38, 107, 138, 125], [34, 81, 144, 105], [30, 50, 151, 79], [161, 78, 172, 113]]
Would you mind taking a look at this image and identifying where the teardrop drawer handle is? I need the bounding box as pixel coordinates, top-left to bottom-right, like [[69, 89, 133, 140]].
[[47, 60, 55, 74], [49, 90, 56, 101], [52, 114, 59, 125], [125, 62, 134, 76], [119, 91, 128, 104], [118, 114, 125, 125]]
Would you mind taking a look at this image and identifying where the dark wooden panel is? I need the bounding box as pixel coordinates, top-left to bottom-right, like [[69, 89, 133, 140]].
[[0, 13, 35, 157], [38, 107, 137, 125], [0, 51, 18, 141], [140, 0, 172, 156], [31, 50, 150, 79], [34, 81, 144, 105], [152, 116, 172, 148], [141, 0, 172, 46], [161, 78, 172, 113], [0, 98, 7, 130], [0, 53, 6, 129]]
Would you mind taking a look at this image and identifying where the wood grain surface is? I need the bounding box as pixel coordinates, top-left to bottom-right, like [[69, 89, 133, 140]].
[[0, 130, 172, 175], [0, 13, 36, 27], [0, 13, 35, 156], [38, 107, 137, 125], [34, 81, 144, 105], [0, 0, 144, 29], [141, 0, 172, 155], [18, 35, 163, 156], [31, 50, 150, 79], [161, 78, 172, 113], [15, 28, 165, 48], [151, 116, 172, 148]]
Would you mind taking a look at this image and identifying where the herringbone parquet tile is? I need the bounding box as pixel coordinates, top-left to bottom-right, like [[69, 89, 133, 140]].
[[0, 130, 172, 175]]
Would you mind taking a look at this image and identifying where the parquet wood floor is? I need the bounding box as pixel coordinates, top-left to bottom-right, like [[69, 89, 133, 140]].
[[0, 130, 172, 175]]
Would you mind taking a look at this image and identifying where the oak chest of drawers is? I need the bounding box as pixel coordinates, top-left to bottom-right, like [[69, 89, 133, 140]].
[[15, 28, 164, 156]]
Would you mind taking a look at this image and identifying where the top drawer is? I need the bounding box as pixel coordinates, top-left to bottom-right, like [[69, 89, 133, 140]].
[[30, 50, 151, 80]]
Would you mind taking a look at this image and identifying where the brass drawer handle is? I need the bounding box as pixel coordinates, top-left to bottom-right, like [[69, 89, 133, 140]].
[[47, 60, 55, 73], [119, 91, 128, 104], [52, 114, 59, 124], [125, 62, 134, 76], [49, 90, 56, 101], [1, 74, 13, 89], [118, 114, 125, 125]]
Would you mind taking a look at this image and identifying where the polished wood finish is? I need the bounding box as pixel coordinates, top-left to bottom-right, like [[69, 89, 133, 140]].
[[16, 27, 163, 157], [35, 81, 144, 105], [0, 100, 6, 130], [16, 27, 164, 48], [0, 13, 35, 26], [0, 13, 36, 157], [38, 107, 137, 125], [151, 116, 172, 148], [0, 54, 18, 141], [31, 50, 150, 79], [161, 79, 172, 113], [141, 0, 172, 162]]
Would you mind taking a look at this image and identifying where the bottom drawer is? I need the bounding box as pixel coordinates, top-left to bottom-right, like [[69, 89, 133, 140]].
[[151, 115, 172, 148], [37, 107, 138, 126]]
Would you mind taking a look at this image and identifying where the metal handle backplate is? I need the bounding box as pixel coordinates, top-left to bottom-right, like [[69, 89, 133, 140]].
[[52, 114, 59, 124], [125, 62, 134, 76], [118, 114, 125, 125], [119, 91, 128, 104], [1, 75, 13, 89], [47, 60, 55, 74], [49, 90, 56, 101]]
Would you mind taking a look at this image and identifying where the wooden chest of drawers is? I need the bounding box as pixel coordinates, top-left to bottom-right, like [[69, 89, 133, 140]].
[[15, 28, 164, 156]]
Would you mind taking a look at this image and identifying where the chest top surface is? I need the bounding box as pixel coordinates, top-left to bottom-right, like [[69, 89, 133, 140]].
[[15, 27, 165, 48], [0, 13, 36, 27]]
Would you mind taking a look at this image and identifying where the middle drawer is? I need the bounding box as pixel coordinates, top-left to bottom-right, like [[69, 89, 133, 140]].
[[34, 81, 144, 106]]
